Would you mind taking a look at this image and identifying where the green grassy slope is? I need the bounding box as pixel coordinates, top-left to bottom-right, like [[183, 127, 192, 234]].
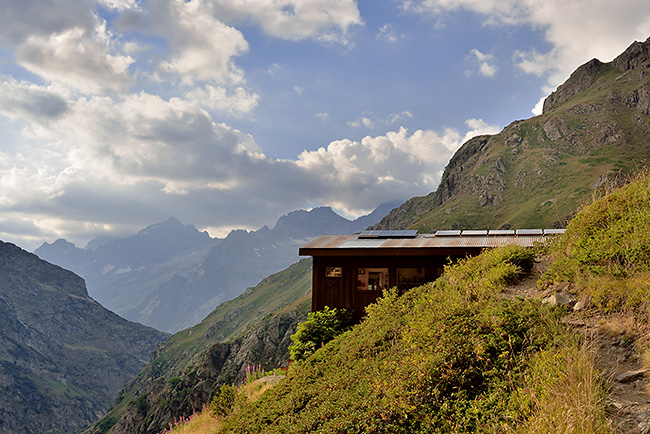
[[84, 259, 313, 434], [217, 174, 650, 434], [375, 39, 650, 232], [149, 258, 313, 376]]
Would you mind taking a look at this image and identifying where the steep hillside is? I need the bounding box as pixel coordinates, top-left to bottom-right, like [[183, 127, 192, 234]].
[[0, 241, 168, 434], [83, 259, 313, 434], [214, 172, 650, 434], [375, 37, 650, 232], [37, 204, 394, 332]]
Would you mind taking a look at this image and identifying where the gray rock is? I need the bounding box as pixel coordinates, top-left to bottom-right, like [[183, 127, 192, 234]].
[[615, 369, 648, 383], [543, 292, 574, 307]]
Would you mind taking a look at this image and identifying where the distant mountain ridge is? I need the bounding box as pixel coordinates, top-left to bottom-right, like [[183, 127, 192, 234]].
[[0, 241, 167, 434], [36, 203, 397, 332], [374, 37, 650, 232]]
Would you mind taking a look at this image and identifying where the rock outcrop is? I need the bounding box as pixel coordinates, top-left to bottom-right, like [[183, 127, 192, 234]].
[[84, 308, 304, 434]]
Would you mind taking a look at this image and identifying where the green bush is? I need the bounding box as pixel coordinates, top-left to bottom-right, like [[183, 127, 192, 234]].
[[210, 384, 237, 417], [289, 306, 352, 363], [542, 173, 650, 316]]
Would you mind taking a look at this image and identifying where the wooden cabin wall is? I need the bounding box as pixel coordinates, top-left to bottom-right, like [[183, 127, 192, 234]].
[[312, 254, 469, 322]]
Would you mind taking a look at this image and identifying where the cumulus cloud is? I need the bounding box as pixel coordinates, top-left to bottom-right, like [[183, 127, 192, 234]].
[[0, 79, 69, 122], [17, 23, 134, 93], [0, 0, 95, 44], [0, 68, 498, 248], [149, 0, 249, 86], [97, 0, 139, 11], [399, 0, 650, 113], [185, 85, 260, 115], [208, 0, 363, 43], [468, 48, 498, 77], [294, 121, 499, 216]]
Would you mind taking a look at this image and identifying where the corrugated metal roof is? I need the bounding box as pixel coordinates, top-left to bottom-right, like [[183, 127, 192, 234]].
[[299, 230, 562, 255]]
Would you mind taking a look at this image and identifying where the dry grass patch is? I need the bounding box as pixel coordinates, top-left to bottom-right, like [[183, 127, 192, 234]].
[[515, 339, 611, 434]]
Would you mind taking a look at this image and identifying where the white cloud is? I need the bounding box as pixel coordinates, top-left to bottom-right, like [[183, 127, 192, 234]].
[[0, 72, 497, 248], [16, 21, 134, 94], [97, 0, 139, 11], [347, 111, 414, 129], [0, 0, 95, 44], [376, 24, 404, 42], [399, 0, 650, 112], [208, 0, 363, 44], [150, 0, 249, 86], [294, 121, 499, 216], [185, 85, 260, 115], [468, 48, 498, 77], [0, 78, 69, 122]]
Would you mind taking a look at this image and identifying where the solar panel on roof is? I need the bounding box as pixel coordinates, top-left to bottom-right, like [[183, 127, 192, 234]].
[[488, 229, 515, 236], [358, 229, 418, 239], [435, 230, 462, 236], [516, 229, 543, 235], [461, 230, 488, 236]]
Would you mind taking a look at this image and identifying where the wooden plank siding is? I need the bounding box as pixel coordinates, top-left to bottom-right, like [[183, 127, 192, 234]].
[[312, 254, 467, 322]]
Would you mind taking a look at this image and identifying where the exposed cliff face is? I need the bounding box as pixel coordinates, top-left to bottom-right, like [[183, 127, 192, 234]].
[[85, 307, 306, 434], [0, 241, 168, 434], [374, 36, 650, 232], [543, 58, 605, 113]]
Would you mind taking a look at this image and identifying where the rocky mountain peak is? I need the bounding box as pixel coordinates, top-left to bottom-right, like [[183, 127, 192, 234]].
[[544, 36, 650, 114], [543, 58, 604, 113], [613, 36, 650, 71]]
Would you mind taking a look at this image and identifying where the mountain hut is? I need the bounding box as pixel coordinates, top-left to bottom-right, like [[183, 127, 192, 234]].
[[299, 229, 563, 323]]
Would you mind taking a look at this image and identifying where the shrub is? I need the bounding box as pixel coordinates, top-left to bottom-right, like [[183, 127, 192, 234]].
[[289, 306, 352, 363], [209, 384, 237, 418], [542, 173, 650, 317]]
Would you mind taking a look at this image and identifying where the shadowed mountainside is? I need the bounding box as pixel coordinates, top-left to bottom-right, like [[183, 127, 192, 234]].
[[0, 241, 168, 434]]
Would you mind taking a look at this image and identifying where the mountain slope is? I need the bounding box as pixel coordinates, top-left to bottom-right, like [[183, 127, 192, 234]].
[[374, 37, 650, 232], [0, 241, 168, 434], [83, 259, 313, 434]]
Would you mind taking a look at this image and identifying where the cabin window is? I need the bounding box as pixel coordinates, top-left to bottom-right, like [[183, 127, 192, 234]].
[[326, 267, 343, 277], [397, 268, 427, 290], [357, 268, 389, 291]]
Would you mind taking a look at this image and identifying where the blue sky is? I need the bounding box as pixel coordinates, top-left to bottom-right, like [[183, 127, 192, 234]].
[[1, 0, 650, 250]]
